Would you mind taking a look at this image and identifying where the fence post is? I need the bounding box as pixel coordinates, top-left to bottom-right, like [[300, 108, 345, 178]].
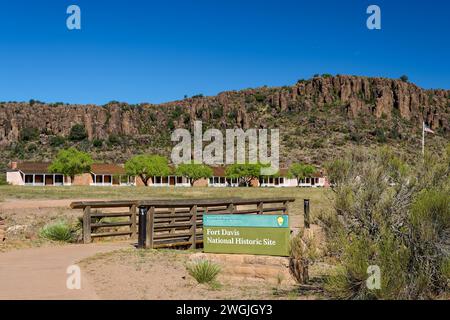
[[257, 202, 263, 214], [138, 206, 147, 248], [82, 206, 92, 244], [170, 207, 176, 234], [228, 203, 235, 214], [145, 206, 155, 249], [190, 205, 197, 249], [130, 204, 137, 239], [304, 199, 310, 228], [283, 201, 289, 215]]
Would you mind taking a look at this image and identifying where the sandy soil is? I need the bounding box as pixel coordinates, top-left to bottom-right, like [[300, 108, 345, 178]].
[[0, 243, 130, 300], [79, 248, 307, 300], [0, 198, 320, 300]]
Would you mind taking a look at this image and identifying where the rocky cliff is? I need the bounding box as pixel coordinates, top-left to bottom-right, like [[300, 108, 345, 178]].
[[0, 75, 448, 166]]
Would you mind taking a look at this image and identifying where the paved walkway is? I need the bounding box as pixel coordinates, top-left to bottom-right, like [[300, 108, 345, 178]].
[[0, 243, 129, 300]]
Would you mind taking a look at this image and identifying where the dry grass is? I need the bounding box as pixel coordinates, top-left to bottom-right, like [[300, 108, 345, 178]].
[[0, 185, 332, 218]]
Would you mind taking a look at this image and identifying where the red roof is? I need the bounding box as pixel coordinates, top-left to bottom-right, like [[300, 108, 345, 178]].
[[12, 162, 126, 175], [13, 162, 52, 174], [90, 164, 126, 175]]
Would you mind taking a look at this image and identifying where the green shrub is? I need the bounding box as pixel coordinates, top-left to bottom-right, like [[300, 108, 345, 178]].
[[171, 106, 184, 119], [69, 124, 87, 141], [186, 260, 221, 284], [212, 106, 224, 119], [50, 135, 66, 147], [320, 147, 450, 300], [374, 128, 387, 143], [254, 93, 266, 103], [92, 139, 103, 148], [0, 174, 8, 185], [107, 134, 121, 146], [20, 127, 39, 142], [39, 221, 76, 242]]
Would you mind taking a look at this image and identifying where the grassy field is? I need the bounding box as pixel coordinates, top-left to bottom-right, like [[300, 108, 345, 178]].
[[0, 185, 332, 218]]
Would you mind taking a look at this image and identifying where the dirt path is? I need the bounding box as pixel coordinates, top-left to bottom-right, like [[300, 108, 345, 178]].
[[0, 242, 130, 300]]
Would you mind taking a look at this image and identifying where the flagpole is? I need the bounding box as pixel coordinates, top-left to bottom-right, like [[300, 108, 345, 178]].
[[422, 121, 425, 158]]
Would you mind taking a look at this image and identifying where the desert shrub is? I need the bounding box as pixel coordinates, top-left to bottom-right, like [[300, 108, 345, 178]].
[[186, 260, 221, 284], [400, 75, 409, 82], [39, 221, 76, 242], [26, 143, 38, 152], [320, 147, 450, 299], [254, 93, 266, 102], [20, 127, 39, 142], [0, 174, 8, 185], [211, 106, 224, 119], [92, 139, 103, 148], [107, 134, 121, 146], [69, 124, 87, 141], [374, 128, 387, 143], [50, 135, 66, 147], [289, 230, 319, 284], [171, 106, 184, 119]]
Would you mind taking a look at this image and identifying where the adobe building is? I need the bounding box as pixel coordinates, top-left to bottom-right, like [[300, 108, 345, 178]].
[[6, 161, 328, 188]]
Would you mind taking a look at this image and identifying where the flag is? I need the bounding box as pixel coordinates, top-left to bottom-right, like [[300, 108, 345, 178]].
[[424, 123, 435, 134]]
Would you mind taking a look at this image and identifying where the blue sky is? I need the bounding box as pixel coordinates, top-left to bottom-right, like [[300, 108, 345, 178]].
[[0, 0, 448, 104]]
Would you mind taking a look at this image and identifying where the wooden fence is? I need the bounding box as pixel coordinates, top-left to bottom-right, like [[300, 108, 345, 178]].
[[70, 198, 295, 249], [70, 201, 137, 244]]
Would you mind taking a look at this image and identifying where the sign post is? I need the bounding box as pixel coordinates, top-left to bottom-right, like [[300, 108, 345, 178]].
[[203, 214, 290, 256]]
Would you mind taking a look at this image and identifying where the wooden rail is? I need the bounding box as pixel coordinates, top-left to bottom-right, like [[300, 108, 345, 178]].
[[71, 198, 295, 247], [71, 201, 137, 244]]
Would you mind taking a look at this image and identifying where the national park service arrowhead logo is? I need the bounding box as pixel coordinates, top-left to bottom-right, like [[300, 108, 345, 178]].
[[277, 216, 284, 227]]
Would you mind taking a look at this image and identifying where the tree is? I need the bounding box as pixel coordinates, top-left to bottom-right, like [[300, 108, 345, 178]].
[[175, 163, 213, 186], [49, 147, 93, 182], [288, 163, 316, 186], [400, 75, 409, 82], [69, 124, 88, 141], [225, 163, 261, 187], [125, 155, 170, 186]]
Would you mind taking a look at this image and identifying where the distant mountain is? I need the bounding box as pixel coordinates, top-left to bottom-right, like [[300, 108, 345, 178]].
[[0, 75, 448, 168]]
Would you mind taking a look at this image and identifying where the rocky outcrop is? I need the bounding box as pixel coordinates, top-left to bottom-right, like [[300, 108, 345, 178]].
[[0, 75, 448, 147]]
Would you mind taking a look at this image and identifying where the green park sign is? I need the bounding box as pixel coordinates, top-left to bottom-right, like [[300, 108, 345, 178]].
[[203, 214, 290, 257]]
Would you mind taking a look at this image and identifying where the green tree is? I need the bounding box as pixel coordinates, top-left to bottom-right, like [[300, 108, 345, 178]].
[[69, 124, 88, 141], [400, 75, 409, 82], [175, 163, 213, 186], [49, 147, 93, 182], [225, 163, 261, 187], [288, 163, 316, 186], [125, 155, 171, 186]]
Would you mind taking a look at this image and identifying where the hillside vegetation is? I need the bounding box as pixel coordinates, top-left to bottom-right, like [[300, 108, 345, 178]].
[[0, 75, 448, 169]]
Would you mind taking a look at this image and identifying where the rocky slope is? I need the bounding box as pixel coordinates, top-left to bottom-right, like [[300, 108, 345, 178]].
[[0, 75, 448, 167]]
